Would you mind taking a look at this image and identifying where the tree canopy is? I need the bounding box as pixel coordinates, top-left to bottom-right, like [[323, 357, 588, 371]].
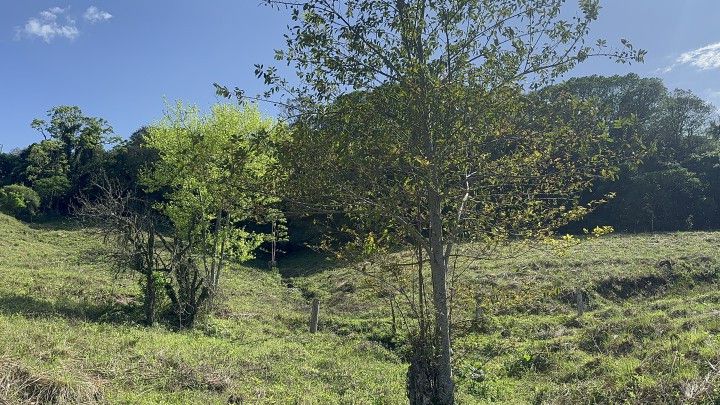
[[143, 102, 286, 295], [230, 0, 645, 403]]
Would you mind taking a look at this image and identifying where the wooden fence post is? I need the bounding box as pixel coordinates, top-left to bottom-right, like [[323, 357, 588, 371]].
[[472, 292, 486, 332], [309, 298, 320, 333], [575, 288, 586, 317]]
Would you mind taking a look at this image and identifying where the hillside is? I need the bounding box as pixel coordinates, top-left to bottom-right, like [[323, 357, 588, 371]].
[[0, 214, 405, 404], [1, 213, 720, 403], [285, 232, 720, 403]]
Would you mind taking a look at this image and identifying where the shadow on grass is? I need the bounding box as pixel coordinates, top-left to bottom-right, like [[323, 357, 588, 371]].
[[25, 217, 86, 232], [244, 248, 339, 278], [0, 293, 142, 325]]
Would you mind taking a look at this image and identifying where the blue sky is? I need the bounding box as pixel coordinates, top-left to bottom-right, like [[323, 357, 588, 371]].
[[1, 1, 719, 151]]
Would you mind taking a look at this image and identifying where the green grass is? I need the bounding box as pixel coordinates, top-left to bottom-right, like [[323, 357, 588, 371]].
[[0, 214, 405, 404], [2, 212, 720, 403], [285, 232, 720, 404]]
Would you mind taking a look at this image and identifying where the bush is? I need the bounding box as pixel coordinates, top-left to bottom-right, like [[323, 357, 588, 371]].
[[0, 184, 41, 220]]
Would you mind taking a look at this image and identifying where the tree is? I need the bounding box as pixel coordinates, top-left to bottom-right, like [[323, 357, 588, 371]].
[[0, 151, 22, 187], [221, 1, 644, 402], [686, 148, 720, 229], [0, 184, 41, 220], [551, 75, 716, 166], [77, 181, 166, 325], [29, 106, 113, 212], [545, 74, 664, 157], [551, 75, 719, 232], [143, 102, 285, 313], [621, 166, 712, 232], [104, 127, 160, 193], [24, 140, 70, 211], [77, 179, 218, 328], [656, 89, 716, 160]]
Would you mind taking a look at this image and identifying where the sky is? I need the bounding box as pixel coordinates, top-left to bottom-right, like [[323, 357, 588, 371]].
[[1, 1, 719, 151]]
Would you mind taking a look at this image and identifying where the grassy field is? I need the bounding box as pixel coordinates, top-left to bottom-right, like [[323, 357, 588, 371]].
[[287, 233, 720, 404], [0, 214, 405, 404], [1, 212, 720, 403]]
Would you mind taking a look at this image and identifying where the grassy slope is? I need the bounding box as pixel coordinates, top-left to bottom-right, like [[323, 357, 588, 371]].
[[0, 213, 406, 404], [2, 212, 720, 404], [287, 233, 720, 404]]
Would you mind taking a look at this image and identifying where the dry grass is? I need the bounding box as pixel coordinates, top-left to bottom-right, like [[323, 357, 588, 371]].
[[0, 357, 102, 404]]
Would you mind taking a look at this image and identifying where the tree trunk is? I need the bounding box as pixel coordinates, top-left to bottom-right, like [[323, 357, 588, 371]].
[[144, 226, 157, 326], [408, 236, 435, 405], [417, 241, 426, 339], [428, 191, 454, 404], [407, 339, 434, 405], [390, 299, 397, 337], [269, 219, 278, 269], [144, 270, 156, 325]]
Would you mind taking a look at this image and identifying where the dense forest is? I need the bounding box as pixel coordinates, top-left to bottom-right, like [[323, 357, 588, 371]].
[[2, 74, 718, 234]]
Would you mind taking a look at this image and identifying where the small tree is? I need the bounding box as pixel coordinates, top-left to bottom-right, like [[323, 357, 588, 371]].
[[78, 180, 215, 328], [143, 102, 286, 304], [220, 1, 645, 403], [77, 181, 166, 325], [24, 140, 70, 211]]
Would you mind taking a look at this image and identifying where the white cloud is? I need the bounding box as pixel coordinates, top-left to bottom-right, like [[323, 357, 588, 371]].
[[83, 6, 112, 23], [39, 7, 63, 21], [678, 42, 720, 70], [663, 42, 720, 73], [654, 64, 676, 75], [18, 7, 79, 43]]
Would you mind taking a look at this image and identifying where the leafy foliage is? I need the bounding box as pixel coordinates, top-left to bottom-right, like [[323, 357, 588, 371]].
[[23, 106, 114, 212], [0, 184, 41, 220], [143, 102, 287, 313], [238, 0, 644, 402], [551, 74, 720, 232]]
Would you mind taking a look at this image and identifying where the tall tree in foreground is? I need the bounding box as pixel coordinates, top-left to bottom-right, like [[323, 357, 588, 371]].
[[221, 1, 644, 402]]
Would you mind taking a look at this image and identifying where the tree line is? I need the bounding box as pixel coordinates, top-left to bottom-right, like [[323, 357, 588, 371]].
[[2, 74, 717, 233], [551, 74, 720, 232]]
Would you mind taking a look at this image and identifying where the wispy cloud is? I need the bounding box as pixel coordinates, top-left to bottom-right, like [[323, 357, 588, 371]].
[[17, 7, 79, 43], [83, 6, 112, 23], [16, 6, 114, 43], [678, 43, 720, 70], [39, 7, 65, 21], [662, 42, 720, 74]]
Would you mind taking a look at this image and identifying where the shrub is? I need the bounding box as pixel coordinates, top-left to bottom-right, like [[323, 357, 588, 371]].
[[0, 184, 41, 220]]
